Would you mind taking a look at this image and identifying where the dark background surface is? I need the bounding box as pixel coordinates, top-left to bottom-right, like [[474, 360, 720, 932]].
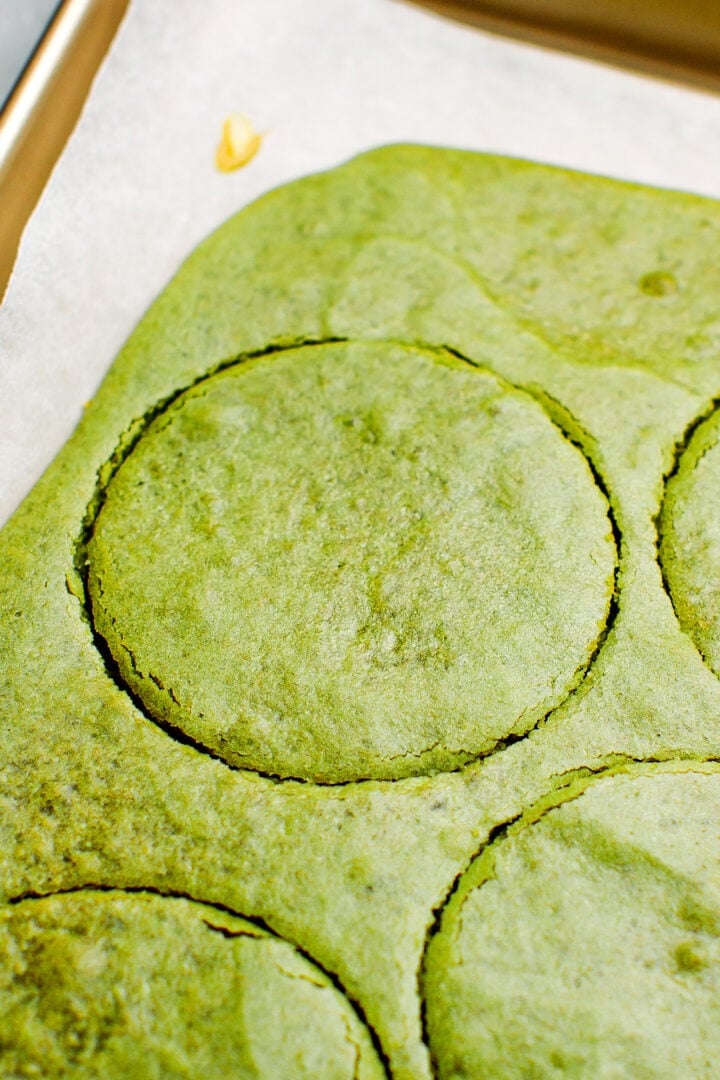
[[0, 0, 60, 108]]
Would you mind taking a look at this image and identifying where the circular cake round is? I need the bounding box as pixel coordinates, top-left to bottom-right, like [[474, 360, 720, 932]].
[[422, 767, 720, 1078], [0, 891, 384, 1078], [86, 340, 616, 783], [660, 408, 720, 677]]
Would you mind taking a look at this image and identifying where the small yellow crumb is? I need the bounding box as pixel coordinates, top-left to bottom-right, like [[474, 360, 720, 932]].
[[215, 113, 263, 172]]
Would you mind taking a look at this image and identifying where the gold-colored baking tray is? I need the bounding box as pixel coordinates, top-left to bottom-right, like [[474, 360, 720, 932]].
[[412, 0, 720, 93], [0, 0, 128, 300]]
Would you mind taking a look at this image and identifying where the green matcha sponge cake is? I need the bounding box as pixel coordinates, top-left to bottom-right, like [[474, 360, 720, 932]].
[[2, 144, 720, 1077]]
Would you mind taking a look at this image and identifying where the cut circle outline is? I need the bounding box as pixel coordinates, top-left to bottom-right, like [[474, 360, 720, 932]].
[[659, 401, 720, 678], [420, 761, 720, 1080], [78, 339, 620, 787], [2, 885, 389, 1078]]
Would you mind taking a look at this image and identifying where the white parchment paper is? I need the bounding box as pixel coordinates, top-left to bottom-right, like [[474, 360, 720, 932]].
[[3, 0, 720, 526]]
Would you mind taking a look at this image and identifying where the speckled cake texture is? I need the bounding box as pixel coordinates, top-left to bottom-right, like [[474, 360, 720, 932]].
[[2, 145, 720, 1078]]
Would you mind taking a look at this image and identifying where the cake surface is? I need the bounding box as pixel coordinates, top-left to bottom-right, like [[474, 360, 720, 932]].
[[2, 144, 720, 1077], [0, 892, 384, 1078], [86, 341, 614, 783], [423, 766, 720, 1078]]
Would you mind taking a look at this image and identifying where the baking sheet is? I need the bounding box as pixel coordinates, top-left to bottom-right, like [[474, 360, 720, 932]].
[[3, 0, 720, 527], [417, 0, 720, 92], [0, 0, 130, 302]]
